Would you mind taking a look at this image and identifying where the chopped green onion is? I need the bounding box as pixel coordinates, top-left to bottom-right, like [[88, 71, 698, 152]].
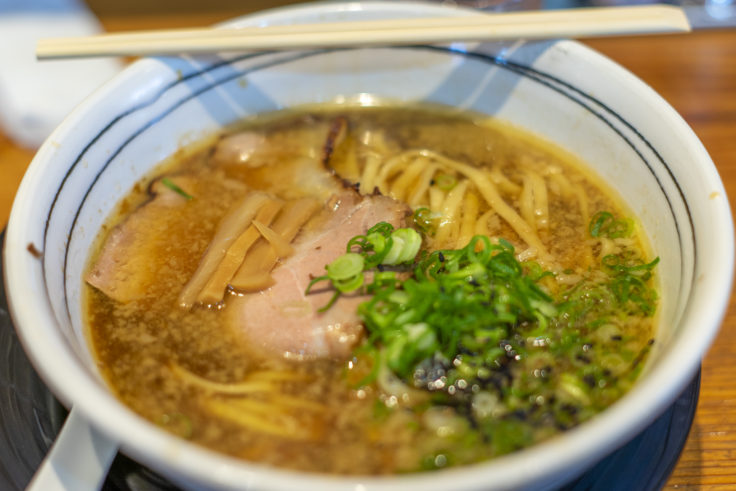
[[557, 373, 592, 405], [589, 211, 613, 237], [380, 227, 421, 266], [161, 177, 193, 200], [306, 224, 422, 305], [327, 253, 364, 281], [589, 210, 632, 238], [308, 213, 659, 441], [434, 173, 457, 191], [366, 232, 387, 255], [333, 274, 365, 293], [413, 207, 439, 236], [382, 233, 405, 265], [389, 228, 422, 264], [324, 252, 365, 294], [358, 237, 559, 384], [347, 222, 396, 268]]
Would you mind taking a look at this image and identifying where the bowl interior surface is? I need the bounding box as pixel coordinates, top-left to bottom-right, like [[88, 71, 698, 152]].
[[4, 2, 733, 490]]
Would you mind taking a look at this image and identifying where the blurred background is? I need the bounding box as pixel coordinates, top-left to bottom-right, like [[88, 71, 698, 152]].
[[81, 0, 736, 24]]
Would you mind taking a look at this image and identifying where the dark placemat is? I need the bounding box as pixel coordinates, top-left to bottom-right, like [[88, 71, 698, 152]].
[[0, 229, 699, 490]]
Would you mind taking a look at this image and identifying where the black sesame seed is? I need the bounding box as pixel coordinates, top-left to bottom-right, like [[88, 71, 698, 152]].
[[561, 404, 579, 415], [575, 354, 591, 364]]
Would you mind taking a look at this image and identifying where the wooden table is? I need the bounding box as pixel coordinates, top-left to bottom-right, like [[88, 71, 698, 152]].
[[1, 6, 734, 489]]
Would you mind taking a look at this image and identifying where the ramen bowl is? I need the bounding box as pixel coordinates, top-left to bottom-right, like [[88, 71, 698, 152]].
[[4, 1, 733, 489]]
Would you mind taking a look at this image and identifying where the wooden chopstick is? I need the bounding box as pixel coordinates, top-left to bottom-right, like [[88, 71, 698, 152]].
[[36, 5, 690, 60]]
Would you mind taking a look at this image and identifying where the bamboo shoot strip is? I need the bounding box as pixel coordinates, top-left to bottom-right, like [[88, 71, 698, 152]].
[[252, 220, 294, 257], [178, 192, 270, 309], [197, 198, 283, 305], [230, 198, 321, 291]]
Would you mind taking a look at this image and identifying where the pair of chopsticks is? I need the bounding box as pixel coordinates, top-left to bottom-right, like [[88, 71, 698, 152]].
[[36, 5, 690, 60]]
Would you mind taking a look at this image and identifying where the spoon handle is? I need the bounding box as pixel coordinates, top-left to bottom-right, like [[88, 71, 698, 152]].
[[27, 407, 118, 491]]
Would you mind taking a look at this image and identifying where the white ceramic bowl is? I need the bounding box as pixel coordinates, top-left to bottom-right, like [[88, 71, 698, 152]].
[[4, 2, 734, 490]]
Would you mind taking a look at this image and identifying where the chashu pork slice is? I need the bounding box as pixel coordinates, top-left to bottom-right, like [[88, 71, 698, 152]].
[[85, 176, 197, 303], [226, 191, 410, 360]]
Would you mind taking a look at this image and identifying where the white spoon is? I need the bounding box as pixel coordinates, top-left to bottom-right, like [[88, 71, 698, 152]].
[[27, 407, 118, 491]]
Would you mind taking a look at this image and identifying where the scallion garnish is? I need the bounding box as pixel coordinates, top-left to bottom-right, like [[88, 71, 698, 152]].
[[306, 223, 422, 311], [161, 177, 194, 200], [307, 210, 659, 438], [589, 211, 632, 238], [434, 173, 458, 191], [358, 237, 556, 383], [327, 253, 365, 292], [412, 207, 439, 236]]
